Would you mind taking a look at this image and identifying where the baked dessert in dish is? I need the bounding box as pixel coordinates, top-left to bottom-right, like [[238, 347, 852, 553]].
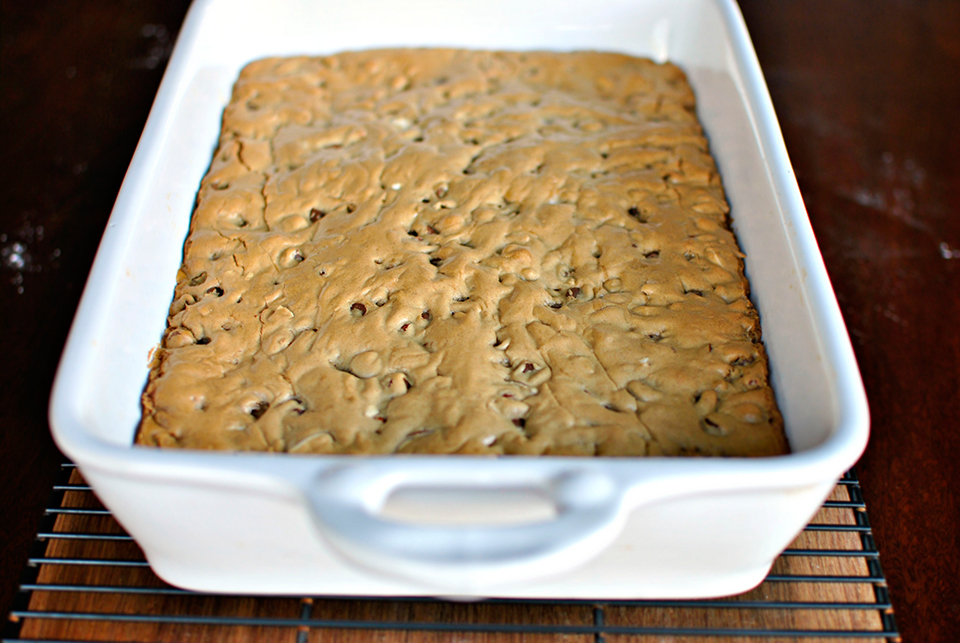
[[136, 49, 788, 456]]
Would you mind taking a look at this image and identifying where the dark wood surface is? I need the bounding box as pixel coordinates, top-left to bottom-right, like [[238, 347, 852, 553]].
[[2, 1, 957, 640]]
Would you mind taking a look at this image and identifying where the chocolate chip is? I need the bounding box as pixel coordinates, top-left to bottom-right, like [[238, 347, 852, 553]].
[[291, 397, 307, 415], [400, 323, 410, 331], [421, 311, 431, 320], [644, 250, 660, 259], [512, 418, 526, 428], [429, 257, 442, 267], [250, 402, 269, 419], [206, 286, 224, 297], [408, 230, 419, 236], [548, 302, 562, 309], [310, 208, 326, 222], [196, 337, 211, 345], [346, 204, 356, 213], [523, 363, 535, 373], [351, 303, 367, 315], [566, 287, 580, 298]]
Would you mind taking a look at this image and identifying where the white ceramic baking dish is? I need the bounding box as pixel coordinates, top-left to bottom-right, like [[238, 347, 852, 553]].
[[49, 0, 869, 599]]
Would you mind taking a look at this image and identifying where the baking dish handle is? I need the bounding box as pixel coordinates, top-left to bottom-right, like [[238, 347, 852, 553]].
[[304, 463, 627, 588]]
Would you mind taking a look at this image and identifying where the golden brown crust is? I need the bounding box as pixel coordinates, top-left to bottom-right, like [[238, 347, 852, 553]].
[[136, 49, 788, 457]]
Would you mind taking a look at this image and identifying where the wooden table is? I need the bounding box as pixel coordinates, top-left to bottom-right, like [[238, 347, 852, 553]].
[[2, 1, 958, 640]]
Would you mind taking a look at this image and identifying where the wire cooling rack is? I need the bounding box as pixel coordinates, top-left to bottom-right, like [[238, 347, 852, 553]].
[[4, 463, 899, 642]]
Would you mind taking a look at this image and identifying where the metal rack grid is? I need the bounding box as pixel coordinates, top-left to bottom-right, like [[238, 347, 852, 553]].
[[4, 463, 899, 642]]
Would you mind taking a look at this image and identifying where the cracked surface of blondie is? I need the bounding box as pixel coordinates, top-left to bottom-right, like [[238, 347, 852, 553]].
[[136, 49, 788, 456]]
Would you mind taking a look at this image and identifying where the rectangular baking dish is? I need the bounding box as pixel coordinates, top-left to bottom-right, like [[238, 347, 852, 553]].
[[49, 0, 869, 599]]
